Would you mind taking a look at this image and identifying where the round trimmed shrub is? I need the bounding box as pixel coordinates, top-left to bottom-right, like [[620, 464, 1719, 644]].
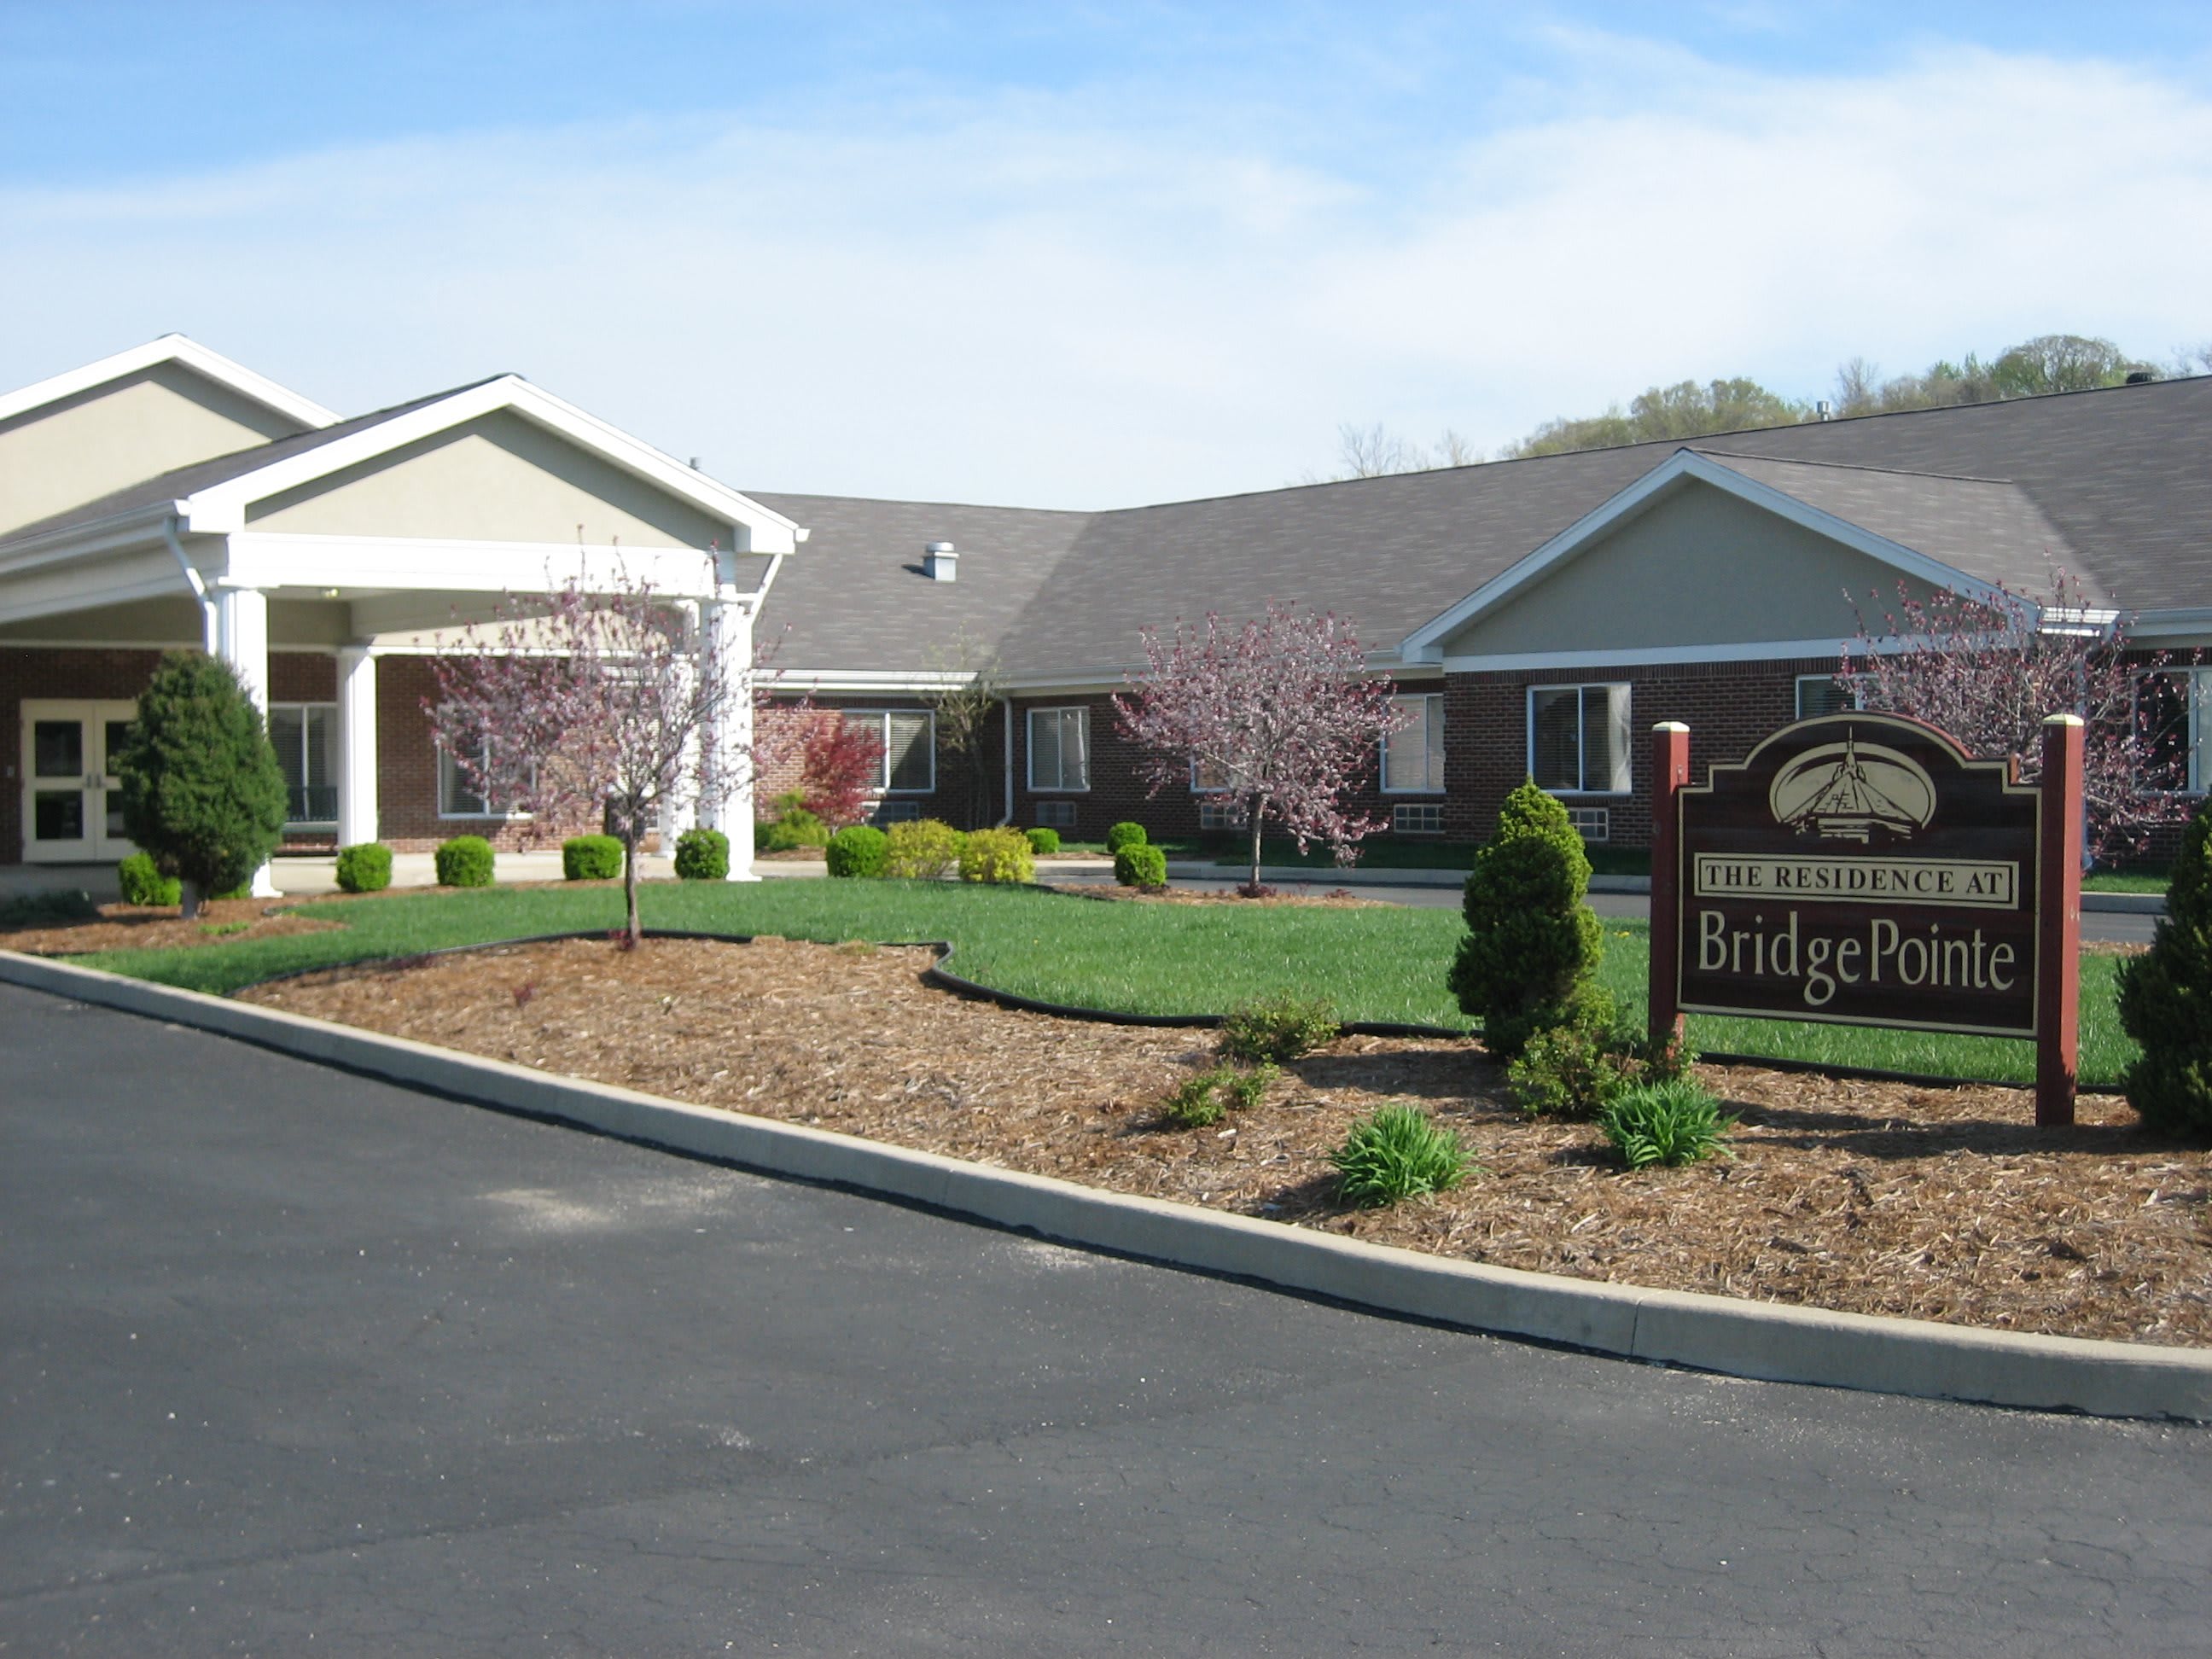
[[673, 827, 729, 881], [825, 824, 889, 879], [112, 649, 287, 914], [884, 818, 967, 880], [2120, 799, 2212, 1132], [562, 834, 624, 882], [1025, 826, 1061, 856], [1105, 821, 1149, 854], [1114, 843, 1167, 889], [959, 826, 1035, 885], [434, 835, 495, 888], [117, 852, 183, 907], [335, 841, 393, 894], [1448, 779, 1608, 1060]]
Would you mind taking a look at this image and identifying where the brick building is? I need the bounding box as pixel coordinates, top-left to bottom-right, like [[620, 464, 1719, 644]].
[[7, 336, 2212, 878]]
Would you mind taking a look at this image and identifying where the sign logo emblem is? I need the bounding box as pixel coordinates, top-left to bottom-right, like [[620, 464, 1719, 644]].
[[1767, 732, 1936, 845]]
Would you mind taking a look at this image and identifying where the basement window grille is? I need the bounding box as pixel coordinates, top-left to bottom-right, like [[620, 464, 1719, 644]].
[[1392, 803, 1444, 835], [1198, 800, 1248, 831], [1033, 800, 1076, 830], [1565, 806, 1610, 842]]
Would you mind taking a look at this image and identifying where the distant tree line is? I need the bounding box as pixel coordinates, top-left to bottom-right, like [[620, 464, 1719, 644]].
[[1312, 332, 2212, 479]]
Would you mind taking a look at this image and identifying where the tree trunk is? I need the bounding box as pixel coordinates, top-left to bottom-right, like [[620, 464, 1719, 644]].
[[1247, 799, 1267, 893], [622, 827, 642, 948], [181, 882, 201, 921]]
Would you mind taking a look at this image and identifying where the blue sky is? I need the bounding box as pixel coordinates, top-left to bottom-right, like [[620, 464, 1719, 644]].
[[5, 3, 2210, 505]]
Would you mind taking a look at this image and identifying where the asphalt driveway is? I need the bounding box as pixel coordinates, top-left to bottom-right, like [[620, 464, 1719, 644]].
[[3, 981, 2206, 1656]]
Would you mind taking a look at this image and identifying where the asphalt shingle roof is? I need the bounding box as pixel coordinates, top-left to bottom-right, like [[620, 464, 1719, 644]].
[[753, 375, 2212, 677]]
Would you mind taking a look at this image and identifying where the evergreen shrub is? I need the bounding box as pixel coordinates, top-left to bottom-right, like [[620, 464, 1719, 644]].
[[958, 826, 1034, 884], [884, 818, 967, 879], [673, 828, 729, 881], [1025, 826, 1061, 856], [0, 889, 99, 928], [1448, 779, 1610, 1059], [1509, 1022, 1697, 1121], [1220, 993, 1340, 1062], [335, 842, 393, 894], [562, 834, 624, 881], [1105, 821, 1148, 853], [117, 852, 183, 907], [1114, 844, 1167, 888], [759, 791, 830, 852], [112, 650, 288, 915], [434, 835, 496, 888], [2119, 800, 2212, 1132], [825, 824, 889, 879]]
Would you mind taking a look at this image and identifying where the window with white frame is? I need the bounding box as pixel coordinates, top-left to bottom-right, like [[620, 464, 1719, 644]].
[[1795, 674, 1860, 721], [1392, 802, 1443, 835], [1382, 693, 1445, 793], [438, 740, 522, 818], [268, 702, 336, 824], [2134, 668, 2212, 794], [1033, 800, 1076, 830], [1028, 706, 1090, 791], [1528, 683, 1632, 795], [1198, 799, 1248, 831], [844, 709, 935, 794]]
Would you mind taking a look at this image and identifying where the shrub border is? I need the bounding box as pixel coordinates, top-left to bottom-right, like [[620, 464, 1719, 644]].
[[2, 945, 2203, 1422]]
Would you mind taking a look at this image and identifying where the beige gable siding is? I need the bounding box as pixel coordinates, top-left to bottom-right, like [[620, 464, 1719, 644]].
[[0, 363, 310, 537], [245, 409, 735, 550], [1438, 480, 1941, 660]]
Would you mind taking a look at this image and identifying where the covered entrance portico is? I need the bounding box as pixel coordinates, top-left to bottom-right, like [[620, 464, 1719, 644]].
[[0, 350, 803, 888]]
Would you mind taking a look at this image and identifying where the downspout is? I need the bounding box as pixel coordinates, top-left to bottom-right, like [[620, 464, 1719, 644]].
[[161, 509, 215, 651], [1000, 695, 1015, 825]]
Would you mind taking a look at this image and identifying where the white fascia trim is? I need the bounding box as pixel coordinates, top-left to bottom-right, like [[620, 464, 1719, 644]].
[[1399, 448, 2011, 663], [0, 335, 339, 430], [2122, 608, 2212, 643], [182, 378, 801, 553], [0, 568, 200, 627], [1444, 637, 1860, 673], [225, 532, 726, 596], [0, 502, 179, 573], [775, 668, 987, 694]]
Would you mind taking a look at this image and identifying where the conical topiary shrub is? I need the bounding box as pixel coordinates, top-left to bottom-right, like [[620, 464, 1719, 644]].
[[2118, 801, 2212, 1133], [1448, 778, 1609, 1059], [113, 650, 288, 918]]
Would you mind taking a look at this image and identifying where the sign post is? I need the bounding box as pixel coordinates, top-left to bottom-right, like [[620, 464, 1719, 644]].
[[1648, 722, 1691, 1052], [2036, 714, 2085, 1126], [1662, 711, 2081, 1126]]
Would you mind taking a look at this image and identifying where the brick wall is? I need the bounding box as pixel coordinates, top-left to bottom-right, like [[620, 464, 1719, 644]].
[[3, 646, 340, 863], [760, 694, 1009, 832]]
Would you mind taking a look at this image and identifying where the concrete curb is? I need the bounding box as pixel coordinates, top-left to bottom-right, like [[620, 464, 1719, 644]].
[[5, 948, 2207, 1423]]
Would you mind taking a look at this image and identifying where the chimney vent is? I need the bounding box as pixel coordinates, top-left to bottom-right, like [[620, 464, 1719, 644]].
[[924, 541, 958, 582], [1815, 399, 1833, 421]]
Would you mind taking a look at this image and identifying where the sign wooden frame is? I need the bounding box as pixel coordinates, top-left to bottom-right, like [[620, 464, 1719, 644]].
[[1650, 713, 2085, 1126]]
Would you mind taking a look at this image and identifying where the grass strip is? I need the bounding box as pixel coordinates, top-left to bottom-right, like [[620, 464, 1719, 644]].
[[71, 882, 2136, 1088]]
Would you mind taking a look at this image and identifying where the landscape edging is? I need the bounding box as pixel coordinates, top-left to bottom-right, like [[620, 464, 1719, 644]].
[[3, 946, 2206, 1423]]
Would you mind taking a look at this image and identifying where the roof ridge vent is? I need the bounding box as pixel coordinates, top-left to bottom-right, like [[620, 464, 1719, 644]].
[[924, 540, 958, 582]]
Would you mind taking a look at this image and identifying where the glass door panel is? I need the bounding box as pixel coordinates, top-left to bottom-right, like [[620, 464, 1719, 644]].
[[96, 709, 137, 856], [21, 704, 95, 860]]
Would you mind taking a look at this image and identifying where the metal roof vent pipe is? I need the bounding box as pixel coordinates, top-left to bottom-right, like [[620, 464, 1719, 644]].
[[1815, 399, 1834, 421], [924, 541, 958, 582]]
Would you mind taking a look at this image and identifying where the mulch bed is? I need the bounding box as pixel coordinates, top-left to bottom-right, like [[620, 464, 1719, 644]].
[[0, 898, 345, 955], [236, 934, 2212, 1350]]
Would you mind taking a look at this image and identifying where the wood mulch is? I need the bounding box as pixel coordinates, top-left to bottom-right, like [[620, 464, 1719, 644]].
[[0, 898, 345, 956], [237, 934, 2212, 1350]]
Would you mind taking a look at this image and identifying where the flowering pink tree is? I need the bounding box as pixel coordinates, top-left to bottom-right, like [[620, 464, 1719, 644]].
[[1113, 603, 1409, 893], [1837, 570, 2192, 863], [427, 568, 797, 945]]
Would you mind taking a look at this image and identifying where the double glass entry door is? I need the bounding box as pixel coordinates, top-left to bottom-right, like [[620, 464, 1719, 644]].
[[20, 700, 139, 863]]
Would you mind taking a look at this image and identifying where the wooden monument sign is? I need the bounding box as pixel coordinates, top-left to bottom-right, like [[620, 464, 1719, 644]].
[[1649, 711, 2086, 1126]]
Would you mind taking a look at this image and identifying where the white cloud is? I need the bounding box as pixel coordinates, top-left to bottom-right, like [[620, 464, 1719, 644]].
[[2, 37, 2208, 507]]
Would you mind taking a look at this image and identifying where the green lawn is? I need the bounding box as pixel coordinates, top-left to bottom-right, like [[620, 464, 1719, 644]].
[[67, 881, 2137, 1089]]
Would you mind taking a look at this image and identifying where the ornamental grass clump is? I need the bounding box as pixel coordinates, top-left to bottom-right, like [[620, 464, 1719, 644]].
[[1161, 1062, 1278, 1128], [1598, 1080, 1736, 1169], [2118, 801, 2212, 1133], [1449, 779, 1609, 1060], [958, 826, 1034, 884], [884, 818, 967, 880], [1220, 992, 1340, 1063], [1331, 1104, 1474, 1208]]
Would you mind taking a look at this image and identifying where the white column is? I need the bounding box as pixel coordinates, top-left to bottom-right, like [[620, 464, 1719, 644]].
[[213, 585, 279, 897], [700, 595, 760, 881], [336, 647, 379, 849]]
